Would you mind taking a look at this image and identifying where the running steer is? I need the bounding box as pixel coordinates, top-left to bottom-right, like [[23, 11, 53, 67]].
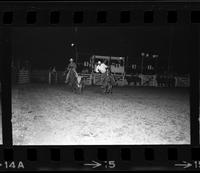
[[76, 76, 85, 93]]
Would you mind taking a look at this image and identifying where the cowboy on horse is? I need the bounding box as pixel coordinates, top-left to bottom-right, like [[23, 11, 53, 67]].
[[65, 58, 78, 84], [64, 58, 84, 93], [95, 60, 107, 74], [101, 66, 116, 94], [95, 60, 107, 85]]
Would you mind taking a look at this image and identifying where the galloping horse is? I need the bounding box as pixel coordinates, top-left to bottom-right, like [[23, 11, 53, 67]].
[[64, 68, 84, 93]]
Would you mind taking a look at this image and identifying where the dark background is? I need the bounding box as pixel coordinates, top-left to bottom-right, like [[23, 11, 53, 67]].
[[11, 26, 190, 73]]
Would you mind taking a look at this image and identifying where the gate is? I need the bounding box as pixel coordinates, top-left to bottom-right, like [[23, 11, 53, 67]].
[[18, 70, 30, 84]]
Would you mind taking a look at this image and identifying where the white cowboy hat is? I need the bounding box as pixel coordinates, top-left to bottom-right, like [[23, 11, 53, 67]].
[[69, 58, 73, 62], [97, 61, 101, 64]]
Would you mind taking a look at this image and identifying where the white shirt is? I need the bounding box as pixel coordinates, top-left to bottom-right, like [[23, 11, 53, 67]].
[[95, 63, 107, 73]]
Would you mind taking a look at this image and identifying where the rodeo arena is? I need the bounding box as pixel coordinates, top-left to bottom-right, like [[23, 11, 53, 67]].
[[9, 51, 191, 145], [12, 54, 189, 88]]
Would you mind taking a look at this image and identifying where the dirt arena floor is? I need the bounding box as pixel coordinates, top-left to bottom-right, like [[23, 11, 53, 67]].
[[9, 84, 190, 145]]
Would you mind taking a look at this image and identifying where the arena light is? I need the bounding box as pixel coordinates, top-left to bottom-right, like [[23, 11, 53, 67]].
[[152, 54, 159, 59], [71, 43, 75, 47]]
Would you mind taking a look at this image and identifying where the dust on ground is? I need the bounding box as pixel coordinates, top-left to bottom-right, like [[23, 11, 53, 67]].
[[11, 84, 190, 145]]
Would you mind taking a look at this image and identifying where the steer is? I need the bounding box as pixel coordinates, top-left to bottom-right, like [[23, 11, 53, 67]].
[[76, 76, 85, 93]]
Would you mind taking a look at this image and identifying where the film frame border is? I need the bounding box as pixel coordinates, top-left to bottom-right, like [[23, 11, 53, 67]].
[[0, 1, 199, 171], [0, 146, 200, 170]]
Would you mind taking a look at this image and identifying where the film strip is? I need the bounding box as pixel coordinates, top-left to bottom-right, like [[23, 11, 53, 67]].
[[0, 0, 200, 171]]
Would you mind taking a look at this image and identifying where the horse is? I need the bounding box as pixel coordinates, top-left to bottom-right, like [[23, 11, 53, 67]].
[[101, 71, 116, 94], [64, 68, 84, 93]]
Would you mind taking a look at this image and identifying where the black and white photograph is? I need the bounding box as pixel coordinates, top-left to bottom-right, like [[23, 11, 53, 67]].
[[10, 26, 190, 145]]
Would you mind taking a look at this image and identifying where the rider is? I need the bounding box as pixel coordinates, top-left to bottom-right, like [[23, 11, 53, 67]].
[[95, 60, 107, 85], [95, 61, 107, 74], [50, 66, 57, 74], [101, 66, 115, 93], [65, 58, 78, 83], [49, 66, 57, 84]]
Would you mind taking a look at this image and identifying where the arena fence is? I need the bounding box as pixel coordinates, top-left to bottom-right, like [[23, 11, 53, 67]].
[[93, 73, 102, 85], [125, 74, 156, 87], [18, 70, 30, 84], [93, 73, 126, 86], [30, 70, 92, 85], [31, 70, 49, 83], [140, 74, 157, 87], [175, 76, 190, 87], [78, 73, 92, 85], [114, 74, 126, 86], [48, 71, 58, 84], [15, 70, 190, 88]]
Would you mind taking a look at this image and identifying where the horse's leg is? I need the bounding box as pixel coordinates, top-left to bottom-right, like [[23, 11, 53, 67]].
[[106, 84, 109, 94], [79, 86, 82, 94], [108, 84, 111, 94], [70, 82, 75, 93], [77, 86, 80, 94], [72, 83, 74, 92], [103, 84, 106, 94], [80, 83, 83, 94], [109, 84, 113, 94], [73, 83, 77, 93], [71, 84, 74, 92], [79, 83, 83, 94], [106, 86, 108, 94], [65, 73, 69, 84], [75, 81, 79, 94], [76, 84, 81, 94]]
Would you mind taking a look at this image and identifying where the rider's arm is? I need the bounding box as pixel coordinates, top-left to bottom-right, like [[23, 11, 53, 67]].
[[67, 64, 71, 70], [95, 66, 99, 73]]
